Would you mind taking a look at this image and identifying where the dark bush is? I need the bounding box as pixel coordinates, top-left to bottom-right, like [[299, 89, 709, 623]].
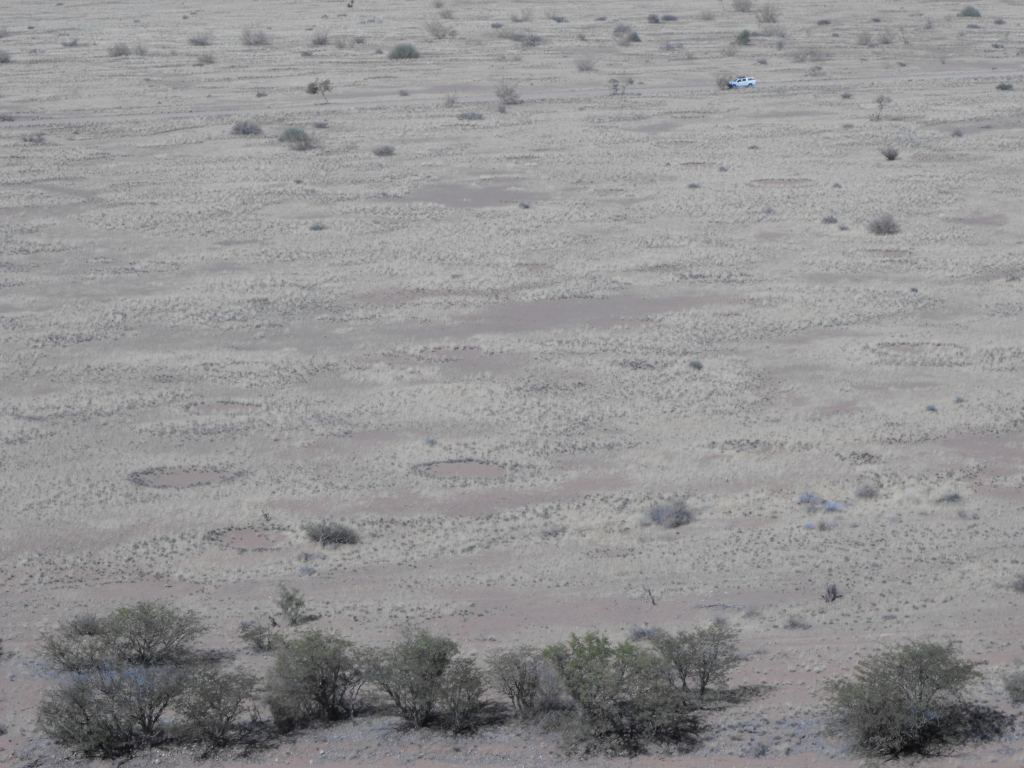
[[279, 127, 314, 150], [311, 29, 329, 46], [365, 627, 479, 728], [241, 28, 270, 46], [613, 25, 641, 44], [649, 499, 692, 528], [651, 622, 741, 698], [996, 82, 1014, 91], [239, 621, 281, 652], [736, 29, 751, 45], [958, 5, 981, 17], [232, 120, 262, 135], [823, 641, 982, 757], [108, 43, 131, 57], [662, 14, 678, 21], [302, 520, 358, 546], [881, 146, 900, 160], [486, 646, 558, 717], [544, 633, 695, 754], [869, 213, 900, 235], [372, 145, 395, 156], [648, 14, 661, 23], [188, 33, 211, 46], [495, 81, 521, 105], [1011, 574, 1024, 593], [38, 672, 138, 758], [457, 111, 484, 120], [388, 43, 420, 59], [823, 215, 839, 224], [266, 631, 363, 730], [178, 668, 259, 747], [1004, 671, 1024, 704]]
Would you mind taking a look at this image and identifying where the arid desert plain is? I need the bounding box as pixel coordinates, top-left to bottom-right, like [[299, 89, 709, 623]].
[[2, 0, 1024, 765]]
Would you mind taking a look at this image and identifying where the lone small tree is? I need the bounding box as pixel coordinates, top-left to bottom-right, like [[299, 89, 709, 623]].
[[276, 584, 306, 626], [306, 78, 332, 103], [823, 641, 982, 757]]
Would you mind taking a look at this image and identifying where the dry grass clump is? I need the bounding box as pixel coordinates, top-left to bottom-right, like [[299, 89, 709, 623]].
[[495, 81, 522, 105], [311, 29, 329, 46], [108, 42, 131, 57], [868, 213, 900, 235], [457, 111, 484, 120], [302, 520, 359, 546], [757, 3, 779, 23], [279, 127, 314, 150], [613, 24, 641, 44], [241, 28, 270, 46], [648, 500, 692, 528], [575, 56, 596, 71], [372, 145, 396, 156], [881, 146, 900, 161], [511, 9, 533, 23], [388, 43, 420, 59], [426, 19, 456, 39], [733, 0, 753, 10]]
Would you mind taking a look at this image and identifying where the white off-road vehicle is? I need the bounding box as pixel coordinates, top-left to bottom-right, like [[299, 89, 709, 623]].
[[728, 76, 756, 88]]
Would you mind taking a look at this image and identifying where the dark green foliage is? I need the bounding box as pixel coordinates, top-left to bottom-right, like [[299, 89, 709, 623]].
[[544, 633, 695, 754], [38, 672, 138, 758], [823, 641, 982, 757], [486, 646, 553, 717], [302, 520, 358, 546], [869, 213, 900, 235], [366, 627, 480, 728], [736, 29, 752, 45], [388, 43, 420, 59], [996, 82, 1014, 91], [178, 668, 259, 747], [958, 5, 981, 17], [266, 631, 363, 731], [276, 584, 305, 626]]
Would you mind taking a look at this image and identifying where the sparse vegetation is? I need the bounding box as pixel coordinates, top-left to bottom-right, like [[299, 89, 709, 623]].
[[457, 111, 484, 120], [231, 120, 262, 135], [178, 668, 260, 748], [108, 43, 131, 57], [823, 642, 984, 757], [279, 127, 314, 150], [372, 145, 395, 156], [648, 499, 692, 528], [881, 146, 899, 161], [388, 43, 420, 59], [736, 29, 752, 45], [239, 620, 280, 651], [486, 646, 560, 717], [302, 519, 358, 546], [648, 14, 661, 24], [613, 24, 641, 45], [575, 56, 596, 71], [276, 584, 306, 625], [197, 52, 215, 64], [188, 33, 211, 46], [241, 28, 270, 46], [822, 584, 842, 602], [1004, 671, 1024, 704], [443, 93, 457, 108], [869, 213, 900, 235], [498, 28, 542, 46], [757, 3, 779, 23], [699, 10, 716, 21], [495, 81, 521, 105], [958, 5, 981, 17], [311, 29, 329, 46], [996, 82, 1014, 91], [1011, 574, 1024, 593], [510, 9, 533, 23], [305, 78, 332, 103], [608, 77, 634, 95], [733, 0, 753, 11], [426, 19, 456, 39]]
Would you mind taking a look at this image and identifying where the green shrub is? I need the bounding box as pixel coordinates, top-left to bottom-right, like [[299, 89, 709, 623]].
[[495, 81, 521, 105], [276, 584, 306, 626], [736, 29, 752, 45], [38, 673, 138, 758], [231, 120, 262, 136], [366, 627, 476, 728], [388, 43, 420, 59], [650, 622, 741, 698], [544, 633, 695, 754], [178, 668, 260, 747], [266, 631, 363, 730], [108, 43, 131, 57], [958, 5, 981, 17], [823, 641, 982, 757]]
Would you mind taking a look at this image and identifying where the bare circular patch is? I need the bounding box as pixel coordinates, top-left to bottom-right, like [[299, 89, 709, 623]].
[[130, 467, 243, 488], [417, 460, 507, 479]]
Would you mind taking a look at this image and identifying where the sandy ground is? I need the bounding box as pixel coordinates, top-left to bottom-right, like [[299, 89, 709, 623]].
[[2, 0, 1024, 765]]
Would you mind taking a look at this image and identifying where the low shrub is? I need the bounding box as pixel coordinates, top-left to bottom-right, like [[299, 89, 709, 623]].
[[498, 28, 542, 46], [232, 120, 262, 135], [266, 631, 364, 730], [575, 56, 596, 71], [366, 627, 481, 729], [1011, 574, 1024, 593], [958, 5, 981, 17], [108, 43, 131, 57], [486, 646, 561, 717], [241, 28, 270, 46], [511, 9, 532, 23], [648, 499, 692, 528], [188, 33, 211, 46], [279, 127, 314, 151], [733, 0, 753, 10], [651, 622, 741, 698], [178, 668, 260, 747], [239, 621, 280, 652], [302, 520, 357, 546], [996, 82, 1014, 91], [388, 43, 420, 59], [662, 14, 678, 21], [426, 19, 456, 39], [823, 215, 839, 224], [648, 14, 661, 23], [457, 111, 484, 120], [613, 24, 641, 44], [736, 29, 751, 45], [197, 52, 215, 64], [544, 633, 696, 754], [276, 584, 306, 626], [372, 145, 395, 156], [495, 81, 521, 105], [311, 29, 329, 46], [757, 3, 779, 23], [869, 213, 900, 235], [823, 641, 983, 757], [881, 146, 900, 160], [1004, 671, 1024, 704]]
